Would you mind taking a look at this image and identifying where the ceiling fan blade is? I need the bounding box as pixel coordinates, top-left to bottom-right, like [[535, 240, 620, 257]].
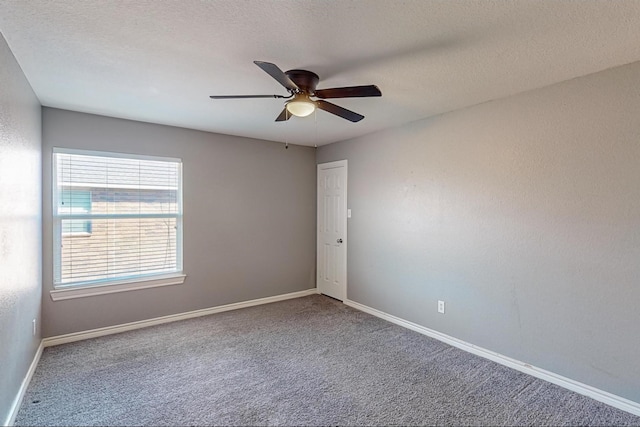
[[254, 61, 299, 92], [316, 100, 364, 122], [210, 94, 289, 99], [275, 108, 291, 122], [314, 85, 381, 99]]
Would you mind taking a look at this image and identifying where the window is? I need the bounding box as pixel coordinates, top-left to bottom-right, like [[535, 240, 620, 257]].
[[60, 189, 92, 236], [52, 148, 184, 295]]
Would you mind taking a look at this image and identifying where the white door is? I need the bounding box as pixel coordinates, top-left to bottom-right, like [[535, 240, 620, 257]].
[[317, 160, 347, 301]]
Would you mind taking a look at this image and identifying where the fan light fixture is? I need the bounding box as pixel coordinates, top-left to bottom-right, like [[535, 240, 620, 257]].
[[210, 61, 381, 122], [286, 94, 315, 117]]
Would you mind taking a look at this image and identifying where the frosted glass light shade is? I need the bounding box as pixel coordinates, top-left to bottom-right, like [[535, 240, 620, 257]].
[[286, 98, 315, 117]]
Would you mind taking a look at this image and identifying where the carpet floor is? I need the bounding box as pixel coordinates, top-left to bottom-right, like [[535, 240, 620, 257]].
[[15, 295, 640, 426]]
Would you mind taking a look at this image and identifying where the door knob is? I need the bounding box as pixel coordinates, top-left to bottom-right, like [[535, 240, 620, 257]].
[[337, 238, 343, 243]]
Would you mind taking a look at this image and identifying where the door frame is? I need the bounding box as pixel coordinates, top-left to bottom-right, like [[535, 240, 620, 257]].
[[317, 160, 348, 301]]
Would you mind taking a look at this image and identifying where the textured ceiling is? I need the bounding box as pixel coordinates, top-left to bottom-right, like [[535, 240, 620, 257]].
[[1, 0, 640, 146]]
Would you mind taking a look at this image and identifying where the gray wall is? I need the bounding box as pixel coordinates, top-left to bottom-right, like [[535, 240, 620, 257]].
[[317, 61, 640, 403], [0, 33, 42, 423], [42, 108, 316, 337]]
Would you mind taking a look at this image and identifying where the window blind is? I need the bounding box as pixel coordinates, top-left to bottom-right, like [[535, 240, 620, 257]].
[[53, 149, 182, 287]]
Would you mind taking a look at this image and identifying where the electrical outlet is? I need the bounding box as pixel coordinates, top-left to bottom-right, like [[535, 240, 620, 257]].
[[32, 318, 36, 336], [438, 300, 445, 314]]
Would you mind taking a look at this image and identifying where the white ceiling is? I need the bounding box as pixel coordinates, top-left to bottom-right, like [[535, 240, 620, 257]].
[[2, 1, 640, 147]]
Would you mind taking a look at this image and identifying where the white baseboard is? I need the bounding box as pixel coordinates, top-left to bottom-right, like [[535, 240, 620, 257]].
[[344, 298, 640, 417], [5, 341, 43, 427], [43, 289, 317, 347]]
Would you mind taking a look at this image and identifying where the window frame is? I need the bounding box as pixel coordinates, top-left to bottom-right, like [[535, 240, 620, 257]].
[[51, 148, 185, 300]]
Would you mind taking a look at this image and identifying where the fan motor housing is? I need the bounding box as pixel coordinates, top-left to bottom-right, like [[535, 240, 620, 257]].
[[285, 69, 319, 93]]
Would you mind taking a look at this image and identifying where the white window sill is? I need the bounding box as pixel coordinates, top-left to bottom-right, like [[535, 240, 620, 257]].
[[50, 273, 187, 301]]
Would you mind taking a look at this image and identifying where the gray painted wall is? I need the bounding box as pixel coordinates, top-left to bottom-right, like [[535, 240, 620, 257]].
[[42, 108, 316, 337], [0, 33, 42, 423], [317, 61, 640, 403]]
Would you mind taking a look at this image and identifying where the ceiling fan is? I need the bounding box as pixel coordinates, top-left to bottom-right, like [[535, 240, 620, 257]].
[[210, 61, 381, 122]]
